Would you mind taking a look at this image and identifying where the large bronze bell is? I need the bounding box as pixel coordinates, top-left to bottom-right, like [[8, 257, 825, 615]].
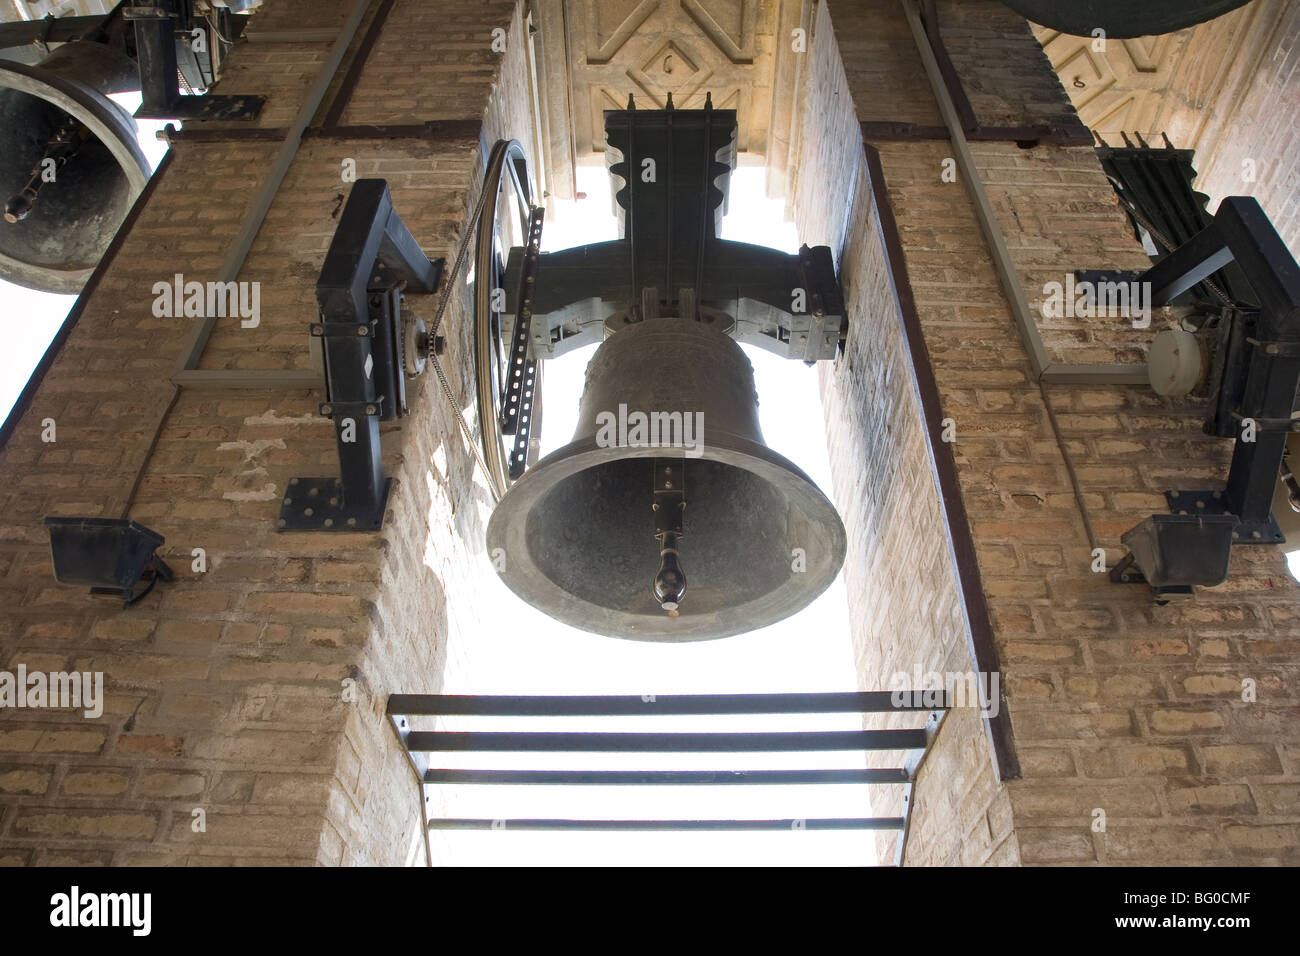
[[486, 316, 847, 642], [1002, 0, 1254, 38], [0, 41, 149, 293]]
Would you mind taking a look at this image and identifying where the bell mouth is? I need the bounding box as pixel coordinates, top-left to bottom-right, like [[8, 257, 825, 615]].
[[0, 58, 149, 293], [486, 433, 847, 642]]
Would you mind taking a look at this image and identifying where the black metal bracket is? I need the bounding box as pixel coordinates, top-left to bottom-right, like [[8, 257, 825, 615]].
[[1166, 489, 1284, 544], [503, 105, 847, 363], [278, 180, 442, 532], [1113, 197, 1300, 595], [504, 207, 543, 479], [125, 0, 264, 121]]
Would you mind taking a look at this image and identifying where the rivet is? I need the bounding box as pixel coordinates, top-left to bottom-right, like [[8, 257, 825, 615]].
[[283, 497, 292, 505], [276, 518, 286, 528], [323, 518, 334, 528], [289, 477, 299, 486], [346, 517, 357, 527], [304, 507, 314, 517], [309, 487, 319, 496]]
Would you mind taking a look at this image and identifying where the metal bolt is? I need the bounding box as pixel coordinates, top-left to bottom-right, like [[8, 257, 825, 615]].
[[304, 507, 314, 517], [323, 518, 334, 528], [283, 497, 292, 505], [365, 404, 376, 415], [309, 487, 319, 496], [346, 517, 357, 527], [321, 404, 333, 415], [357, 326, 368, 336], [289, 477, 299, 486], [277, 518, 286, 528]]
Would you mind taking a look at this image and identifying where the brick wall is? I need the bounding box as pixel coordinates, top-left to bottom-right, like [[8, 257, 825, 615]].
[[814, 0, 1300, 864], [0, 0, 532, 865], [1187, 0, 1300, 258]]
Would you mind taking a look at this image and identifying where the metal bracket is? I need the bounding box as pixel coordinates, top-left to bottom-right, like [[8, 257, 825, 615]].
[[504, 207, 544, 479], [279, 180, 441, 532], [1166, 489, 1285, 544], [128, 0, 265, 121], [278, 476, 391, 531], [895, 709, 946, 867]]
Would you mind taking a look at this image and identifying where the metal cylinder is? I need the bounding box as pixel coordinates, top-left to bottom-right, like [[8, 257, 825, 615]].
[[486, 318, 846, 642]]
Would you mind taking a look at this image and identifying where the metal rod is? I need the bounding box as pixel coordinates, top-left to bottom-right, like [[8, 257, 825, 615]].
[[899, 0, 1147, 386], [423, 768, 912, 785], [171, 0, 374, 379], [428, 818, 905, 831], [322, 0, 396, 129], [405, 730, 930, 752], [388, 691, 948, 716]]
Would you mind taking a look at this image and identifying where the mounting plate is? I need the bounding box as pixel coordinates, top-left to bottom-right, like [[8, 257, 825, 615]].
[[276, 476, 391, 532], [1165, 489, 1285, 544], [135, 94, 265, 121]]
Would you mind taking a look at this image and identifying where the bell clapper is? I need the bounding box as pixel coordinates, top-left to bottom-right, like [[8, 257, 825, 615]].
[[652, 459, 687, 616], [4, 115, 88, 224]]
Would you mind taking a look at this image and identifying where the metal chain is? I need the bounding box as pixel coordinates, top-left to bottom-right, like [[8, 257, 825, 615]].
[[1116, 191, 1234, 308], [431, 353, 500, 504], [429, 176, 494, 340]]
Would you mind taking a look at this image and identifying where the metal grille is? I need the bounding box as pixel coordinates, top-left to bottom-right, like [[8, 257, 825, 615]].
[[387, 692, 947, 866]]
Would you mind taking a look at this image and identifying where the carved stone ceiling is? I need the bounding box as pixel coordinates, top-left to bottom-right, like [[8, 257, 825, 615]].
[[565, 0, 779, 157], [1031, 1, 1275, 153]]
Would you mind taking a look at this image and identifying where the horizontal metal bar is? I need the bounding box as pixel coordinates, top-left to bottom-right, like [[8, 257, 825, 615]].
[[171, 369, 319, 390], [302, 121, 483, 141], [1039, 362, 1149, 386], [0, 14, 106, 48], [387, 691, 948, 716], [244, 28, 342, 42], [428, 818, 905, 831], [405, 730, 929, 752], [423, 768, 911, 786]]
